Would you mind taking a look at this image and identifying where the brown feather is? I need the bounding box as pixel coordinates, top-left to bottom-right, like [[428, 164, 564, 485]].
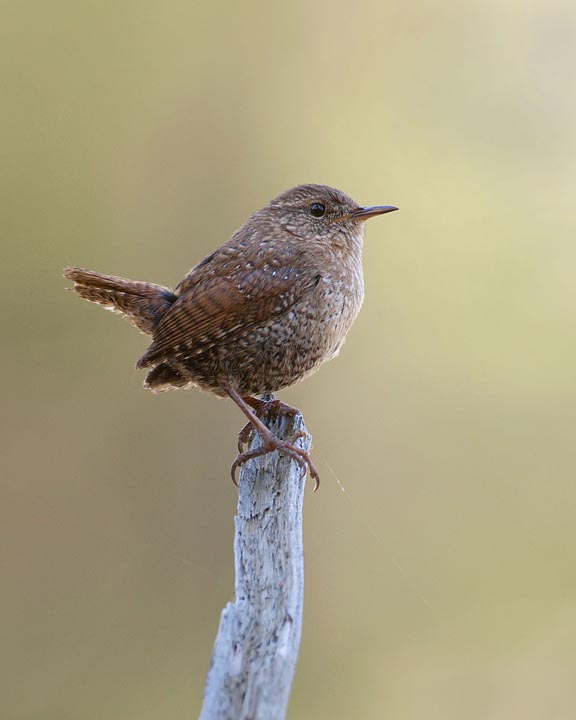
[[136, 238, 319, 368], [63, 267, 176, 334]]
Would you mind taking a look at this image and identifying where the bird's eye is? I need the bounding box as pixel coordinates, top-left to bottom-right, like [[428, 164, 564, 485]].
[[309, 203, 326, 218]]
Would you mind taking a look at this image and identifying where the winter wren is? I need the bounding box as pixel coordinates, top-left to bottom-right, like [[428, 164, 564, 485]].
[[64, 184, 398, 489]]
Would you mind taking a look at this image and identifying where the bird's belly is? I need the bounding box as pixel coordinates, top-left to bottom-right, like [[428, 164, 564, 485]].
[[231, 279, 363, 394]]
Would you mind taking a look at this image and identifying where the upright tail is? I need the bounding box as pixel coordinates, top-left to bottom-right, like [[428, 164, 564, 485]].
[[63, 267, 177, 335]]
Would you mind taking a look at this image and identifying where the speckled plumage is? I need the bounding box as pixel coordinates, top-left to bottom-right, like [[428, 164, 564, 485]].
[[64, 184, 397, 487]]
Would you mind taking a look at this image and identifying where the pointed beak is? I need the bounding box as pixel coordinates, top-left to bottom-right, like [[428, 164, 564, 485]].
[[349, 205, 398, 221]]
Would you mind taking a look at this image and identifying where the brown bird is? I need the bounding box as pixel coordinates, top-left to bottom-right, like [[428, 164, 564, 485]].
[[64, 184, 397, 489]]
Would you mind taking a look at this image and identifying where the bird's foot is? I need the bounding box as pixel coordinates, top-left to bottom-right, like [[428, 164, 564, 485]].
[[231, 429, 320, 492], [226, 388, 320, 492]]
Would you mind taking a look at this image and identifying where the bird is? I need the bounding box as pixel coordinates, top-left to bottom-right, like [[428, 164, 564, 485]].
[[64, 184, 398, 490]]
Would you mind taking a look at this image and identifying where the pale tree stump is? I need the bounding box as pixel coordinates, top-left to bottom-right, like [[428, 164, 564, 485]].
[[199, 410, 310, 720]]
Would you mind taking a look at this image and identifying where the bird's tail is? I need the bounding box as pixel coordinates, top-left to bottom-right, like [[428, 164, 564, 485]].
[[63, 267, 177, 334]]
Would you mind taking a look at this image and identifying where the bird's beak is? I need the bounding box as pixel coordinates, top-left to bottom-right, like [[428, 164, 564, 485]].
[[349, 205, 399, 221]]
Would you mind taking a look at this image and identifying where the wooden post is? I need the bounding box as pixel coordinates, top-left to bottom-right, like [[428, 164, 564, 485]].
[[199, 410, 310, 720]]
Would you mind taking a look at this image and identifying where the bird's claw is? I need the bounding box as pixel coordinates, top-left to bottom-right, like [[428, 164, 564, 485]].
[[237, 421, 254, 453], [231, 436, 320, 492]]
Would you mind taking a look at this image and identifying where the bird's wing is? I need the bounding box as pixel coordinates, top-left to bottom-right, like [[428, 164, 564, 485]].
[[136, 242, 319, 367]]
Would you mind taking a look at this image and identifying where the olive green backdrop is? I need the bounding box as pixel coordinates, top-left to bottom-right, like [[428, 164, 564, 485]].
[[3, 1, 576, 718]]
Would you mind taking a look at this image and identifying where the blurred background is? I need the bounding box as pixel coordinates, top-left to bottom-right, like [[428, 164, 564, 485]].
[[2, 1, 576, 718]]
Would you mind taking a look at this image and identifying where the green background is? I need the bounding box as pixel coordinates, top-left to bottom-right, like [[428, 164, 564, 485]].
[[3, 1, 576, 717]]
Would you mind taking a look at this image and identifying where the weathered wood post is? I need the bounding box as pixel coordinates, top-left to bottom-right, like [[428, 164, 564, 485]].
[[199, 410, 310, 720]]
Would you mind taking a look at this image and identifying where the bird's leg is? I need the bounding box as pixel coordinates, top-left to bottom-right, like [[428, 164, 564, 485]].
[[226, 387, 320, 492]]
